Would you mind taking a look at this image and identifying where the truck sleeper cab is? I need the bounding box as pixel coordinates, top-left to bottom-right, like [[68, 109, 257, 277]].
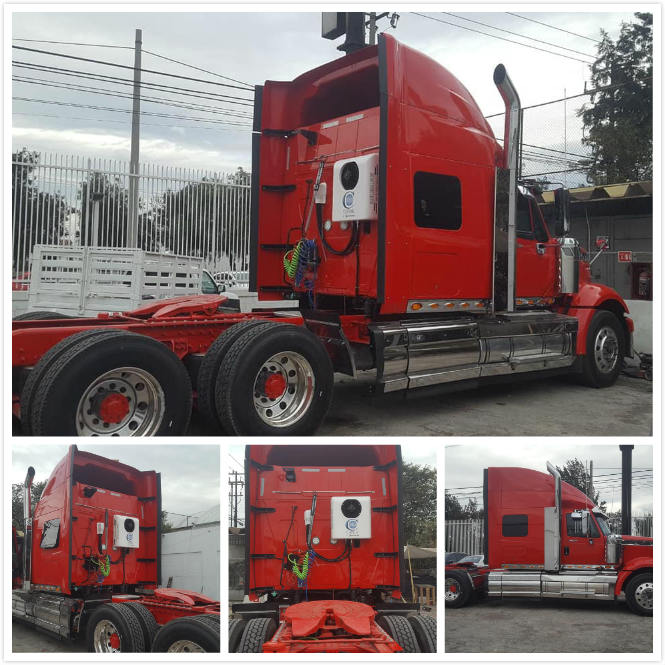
[[229, 445, 436, 653], [12, 446, 220, 652], [445, 463, 652, 615], [11, 33, 633, 437]]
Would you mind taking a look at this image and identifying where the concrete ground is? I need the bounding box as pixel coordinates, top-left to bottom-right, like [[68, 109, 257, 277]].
[[189, 373, 651, 437], [446, 597, 653, 653], [12, 620, 87, 653]]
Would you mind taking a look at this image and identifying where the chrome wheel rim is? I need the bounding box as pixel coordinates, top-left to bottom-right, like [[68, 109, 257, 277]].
[[594, 326, 619, 373], [93, 619, 121, 652], [445, 577, 461, 602], [76, 367, 165, 436], [252, 351, 315, 428], [168, 640, 206, 653], [634, 581, 653, 610]]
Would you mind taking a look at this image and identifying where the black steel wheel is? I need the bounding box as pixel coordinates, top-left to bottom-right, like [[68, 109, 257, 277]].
[[237, 617, 277, 653], [122, 601, 159, 651], [13, 310, 73, 320], [407, 613, 437, 652], [197, 320, 282, 432], [376, 614, 421, 653], [151, 615, 220, 652], [625, 572, 653, 616], [444, 570, 472, 609], [20, 329, 123, 435], [214, 323, 333, 435], [228, 617, 247, 653], [86, 603, 146, 653], [580, 310, 624, 387], [29, 330, 192, 436]]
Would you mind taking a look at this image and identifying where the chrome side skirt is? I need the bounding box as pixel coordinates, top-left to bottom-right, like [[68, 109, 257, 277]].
[[488, 569, 618, 601], [371, 311, 577, 393], [12, 590, 76, 638]]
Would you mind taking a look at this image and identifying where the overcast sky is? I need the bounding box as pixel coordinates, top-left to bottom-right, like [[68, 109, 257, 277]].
[[10, 8, 639, 172], [446, 443, 653, 514], [11, 443, 220, 518]]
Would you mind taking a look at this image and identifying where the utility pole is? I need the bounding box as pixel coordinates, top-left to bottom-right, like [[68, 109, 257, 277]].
[[588, 459, 593, 499], [128, 28, 142, 248], [228, 471, 244, 528], [368, 12, 378, 45], [620, 445, 634, 536]]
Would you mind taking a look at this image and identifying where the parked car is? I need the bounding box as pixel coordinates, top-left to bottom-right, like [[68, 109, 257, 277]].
[[456, 554, 485, 567], [445, 552, 468, 565]]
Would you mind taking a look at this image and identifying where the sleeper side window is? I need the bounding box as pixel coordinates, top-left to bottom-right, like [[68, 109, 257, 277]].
[[40, 519, 60, 549], [414, 172, 462, 230], [502, 514, 528, 537]]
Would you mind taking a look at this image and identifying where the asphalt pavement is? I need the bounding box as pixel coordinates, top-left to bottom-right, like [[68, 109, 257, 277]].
[[12, 620, 87, 653], [445, 596, 653, 653]]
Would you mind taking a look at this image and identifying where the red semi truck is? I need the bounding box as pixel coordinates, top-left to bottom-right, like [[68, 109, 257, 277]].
[[12, 446, 220, 652], [12, 33, 633, 436], [445, 463, 653, 615], [229, 445, 436, 653]]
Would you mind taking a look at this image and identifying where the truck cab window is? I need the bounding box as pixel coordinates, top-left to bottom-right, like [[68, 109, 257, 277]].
[[530, 200, 550, 243], [40, 519, 60, 549], [413, 172, 462, 230], [502, 514, 528, 537], [516, 194, 533, 237], [566, 513, 600, 538]]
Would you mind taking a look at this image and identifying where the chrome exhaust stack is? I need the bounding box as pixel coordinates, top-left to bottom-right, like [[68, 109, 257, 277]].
[[493, 64, 521, 313], [544, 461, 562, 571], [22, 466, 35, 591]]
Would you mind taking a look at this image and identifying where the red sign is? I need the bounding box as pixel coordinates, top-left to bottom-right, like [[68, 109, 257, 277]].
[[618, 251, 633, 263], [595, 236, 609, 250]]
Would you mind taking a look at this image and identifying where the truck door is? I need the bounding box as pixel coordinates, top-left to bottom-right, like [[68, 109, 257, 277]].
[[515, 193, 559, 301], [561, 511, 606, 566]]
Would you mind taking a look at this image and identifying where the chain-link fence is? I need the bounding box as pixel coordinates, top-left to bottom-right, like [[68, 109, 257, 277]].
[[12, 151, 251, 289], [485, 88, 610, 189]]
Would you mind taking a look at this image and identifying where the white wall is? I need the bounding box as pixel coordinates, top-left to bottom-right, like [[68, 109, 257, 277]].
[[161, 524, 220, 601], [625, 300, 652, 354]]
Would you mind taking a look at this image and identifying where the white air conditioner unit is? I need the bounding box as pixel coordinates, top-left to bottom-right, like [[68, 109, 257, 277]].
[[113, 515, 140, 549], [330, 496, 371, 539], [331, 153, 379, 222]]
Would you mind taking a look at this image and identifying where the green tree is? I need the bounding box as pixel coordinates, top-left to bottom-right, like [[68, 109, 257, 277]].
[[12, 480, 47, 529], [12, 149, 69, 274], [401, 462, 436, 547], [160, 510, 174, 534], [556, 458, 607, 512], [445, 493, 483, 520], [579, 12, 652, 184]]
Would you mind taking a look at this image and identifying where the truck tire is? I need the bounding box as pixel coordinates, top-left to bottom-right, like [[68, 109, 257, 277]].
[[29, 330, 192, 436], [445, 570, 472, 608], [20, 329, 123, 435], [151, 615, 220, 652], [13, 310, 73, 320], [197, 320, 281, 432], [580, 311, 624, 388], [86, 603, 146, 652], [123, 602, 159, 650], [624, 572, 653, 616], [237, 617, 277, 653], [228, 617, 247, 653], [407, 614, 437, 653], [376, 614, 421, 653], [214, 323, 334, 435]]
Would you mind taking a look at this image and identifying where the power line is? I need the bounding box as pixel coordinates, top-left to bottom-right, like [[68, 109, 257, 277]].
[[443, 12, 595, 59], [12, 96, 253, 127], [506, 12, 599, 43], [13, 61, 254, 106], [13, 37, 133, 49], [12, 76, 254, 119], [13, 111, 252, 133], [411, 12, 594, 65], [12, 45, 255, 92], [142, 49, 253, 88]]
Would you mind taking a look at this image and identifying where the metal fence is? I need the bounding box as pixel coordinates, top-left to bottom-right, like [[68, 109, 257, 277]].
[[445, 520, 484, 555], [485, 88, 623, 189], [445, 515, 653, 554], [11, 151, 251, 288]]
